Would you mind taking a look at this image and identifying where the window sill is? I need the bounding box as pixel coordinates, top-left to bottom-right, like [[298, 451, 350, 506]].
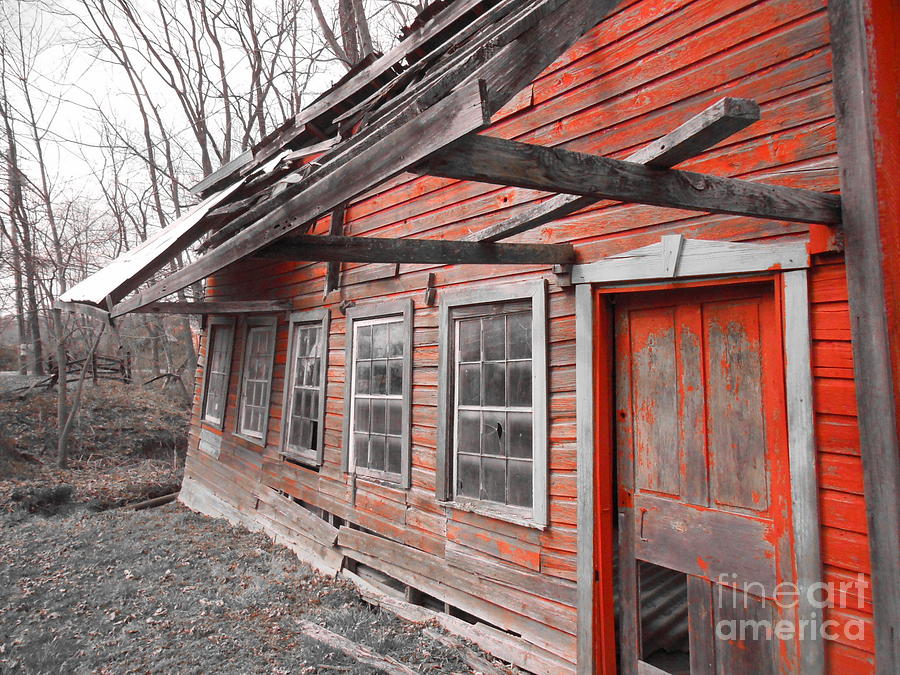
[[281, 449, 320, 469], [200, 419, 225, 432], [441, 499, 546, 531], [233, 431, 266, 448], [354, 469, 403, 489]]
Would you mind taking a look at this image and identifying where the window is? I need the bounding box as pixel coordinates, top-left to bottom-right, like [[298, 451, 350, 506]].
[[200, 317, 235, 427], [281, 309, 329, 465], [436, 281, 547, 527], [237, 316, 277, 442], [342, 300, 412, 486]]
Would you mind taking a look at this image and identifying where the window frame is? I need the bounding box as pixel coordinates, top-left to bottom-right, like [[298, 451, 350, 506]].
[[280, 309, 330, 467], [436, 280, 548, 528], [199, 316, 236, 429], [235, 315, 278, 446], [341, 299, 413, 487]]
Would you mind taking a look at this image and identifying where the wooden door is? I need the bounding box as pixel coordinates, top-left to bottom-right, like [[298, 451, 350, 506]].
[[614, 283, 797, 675]]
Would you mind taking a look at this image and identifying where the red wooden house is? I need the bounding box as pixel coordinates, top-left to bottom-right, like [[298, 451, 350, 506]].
[[59, 0, 900, 672]]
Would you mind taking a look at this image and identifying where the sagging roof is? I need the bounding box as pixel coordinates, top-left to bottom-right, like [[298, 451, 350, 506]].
[[62, 0, 613, 317], [59, 0, 842, 319]]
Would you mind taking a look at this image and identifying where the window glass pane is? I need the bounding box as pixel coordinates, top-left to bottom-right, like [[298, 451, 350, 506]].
[[370, 399, 387, 434], [457, 410, 480, 454], [388, 359, 403, 396], [357, 325, 372, 359], [483, 362, 506, 407], [387, 399, 402, 436], [458, 319, 481, 362], [356, 361, 370, 394], [354, 398, 370, 432], [506, 312, 531, 359], [308, 390, 319, 420], [297, 419, 310, 450], [306, 420, 318, 451], [482, 316, 506, 361], [508, 460, 532, 507], [481, 412, 506, 457], [457, 454, 480, 498], [458, 364, 481, 406], [313, 356, 322, 385], [482, 457, 507, 503], [507, 361, 532, 407], [372, 360, 387, 395], [354, 433, 369, 468], [507, 412, 533, 459], [387, 437, 402, 474], [288, 416, 302, 447], [369, 434, 386, 471], [389, 322, 404, 358], [372, 323, 389, 358]]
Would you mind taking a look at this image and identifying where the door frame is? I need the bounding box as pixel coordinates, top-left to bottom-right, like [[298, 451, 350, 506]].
[[574, 237, 823, 674]]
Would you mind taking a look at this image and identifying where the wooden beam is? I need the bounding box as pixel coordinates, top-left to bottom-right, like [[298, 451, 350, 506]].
[[131, 300, 291, 315], [830, 0, 900, 670], [422, 135, 841, 226], [257, 234, 574, 265], [469, 97, 761, 242]]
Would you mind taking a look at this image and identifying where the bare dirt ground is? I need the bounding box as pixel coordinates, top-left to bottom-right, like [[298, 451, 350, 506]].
[[0, 383, 513, 674], [0, 503, 496, 674]]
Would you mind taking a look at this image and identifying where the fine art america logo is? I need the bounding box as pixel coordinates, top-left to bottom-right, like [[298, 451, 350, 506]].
[[714, 573, 868, 643]]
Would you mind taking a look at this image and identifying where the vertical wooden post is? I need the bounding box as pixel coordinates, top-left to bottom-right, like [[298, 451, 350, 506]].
[[829, 0, 900, 670], [324, 202, 347, 296], [783, 270, 825, 674], [576, 285, 616, 674], [575, 283, 596, 675]]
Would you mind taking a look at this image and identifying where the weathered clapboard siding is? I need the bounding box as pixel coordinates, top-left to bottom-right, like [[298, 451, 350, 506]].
[[809, 256, 876, 670], [179, 1, 880, 672]]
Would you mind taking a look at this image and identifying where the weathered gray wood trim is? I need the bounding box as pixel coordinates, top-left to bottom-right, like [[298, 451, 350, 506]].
[[199, 315, 236, 431], [435, 279, 548, 527], [233, 314, 278, 447], [341, 299, 414, 487], [829, 1, 900, 669], [571, 238, 809, 284], [574, 283, 595, 673], [782, 270, 825, 674], [131, 300, 291, 314], [280, 309, 331, 467]]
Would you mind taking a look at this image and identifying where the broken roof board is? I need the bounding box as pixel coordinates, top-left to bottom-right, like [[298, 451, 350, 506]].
[[60, 150, 289, 308], [107, 0, 620, 317]]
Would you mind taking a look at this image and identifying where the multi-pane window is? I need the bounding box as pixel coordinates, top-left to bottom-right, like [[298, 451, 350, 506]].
[[343, 300, 412, 486], [351, 317, 404, 476], [436, 282, 547, 526], [454, 304, 533, 507], [238, 318, 276, 441], [282, 310, 328, 465], [201, 318, 234, 426]]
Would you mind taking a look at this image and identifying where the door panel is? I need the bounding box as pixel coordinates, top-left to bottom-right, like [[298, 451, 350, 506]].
[[705, 299, 769, 513], [630, 308, 680, 497], [614, 283, 796, 675]]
